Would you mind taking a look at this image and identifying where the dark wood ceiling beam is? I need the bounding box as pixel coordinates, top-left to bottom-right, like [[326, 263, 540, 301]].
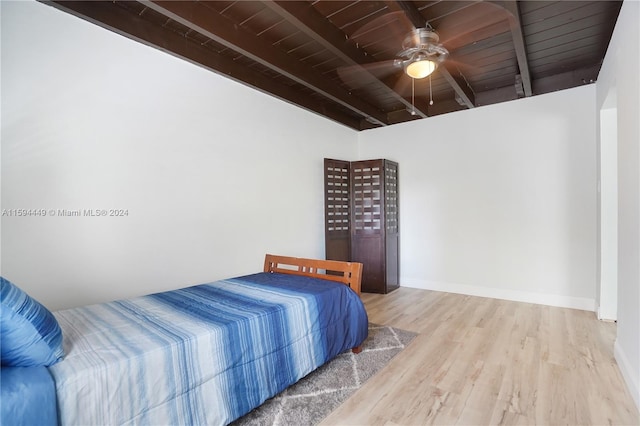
[[263, 1, 366, 65], [475, 64, 600, 106], [359, 119, 382, 130], [439, 65, 475, 109], [262, 1, 428, 119], [532, 64, 600, 95], [491, 1, 533, 97], [44, 1, 364, 130], [388, 98, 466, 121], [385, 0, 475, 109], [392, 64, 598, 117], [476, 85, 518, 106], [387, 109, 422, 125], [142, 0, 389, 126]]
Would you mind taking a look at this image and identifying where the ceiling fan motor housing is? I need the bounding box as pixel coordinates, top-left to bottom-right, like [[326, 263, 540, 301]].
[[404, 28, 440, 49], [395, 28, 449, 72]]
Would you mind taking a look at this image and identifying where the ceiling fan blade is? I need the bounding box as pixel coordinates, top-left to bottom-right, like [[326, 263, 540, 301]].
[[340, 6, 494, 97], [337, 60, 401, 89], [393, 73, 413, 98], [348, 10, 415, 57], [431, 2, 510, 51], [442, 57, 476, 74]]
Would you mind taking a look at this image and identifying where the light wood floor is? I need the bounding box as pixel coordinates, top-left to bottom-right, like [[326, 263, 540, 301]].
[[322, 288, 639, 425]]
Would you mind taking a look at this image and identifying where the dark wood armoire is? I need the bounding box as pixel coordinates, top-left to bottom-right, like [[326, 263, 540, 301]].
[[324, 158, 399, 294]]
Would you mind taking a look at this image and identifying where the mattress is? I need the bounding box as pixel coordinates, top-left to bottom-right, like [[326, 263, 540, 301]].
[[49, 272, 368, 425]]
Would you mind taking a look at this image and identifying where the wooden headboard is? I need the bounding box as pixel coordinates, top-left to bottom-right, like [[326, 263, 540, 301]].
[[263, 254, 363, 295]]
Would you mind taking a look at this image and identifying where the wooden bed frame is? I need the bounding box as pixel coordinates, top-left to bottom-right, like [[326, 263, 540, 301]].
[[264, 254, 363, 296], [263, 254, 365, 354]]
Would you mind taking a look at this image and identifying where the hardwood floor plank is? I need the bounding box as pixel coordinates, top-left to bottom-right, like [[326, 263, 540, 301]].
[[322, 288, 639, 425]]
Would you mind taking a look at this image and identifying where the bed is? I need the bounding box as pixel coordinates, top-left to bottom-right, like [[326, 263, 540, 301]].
[[0, 254, 368, 426]]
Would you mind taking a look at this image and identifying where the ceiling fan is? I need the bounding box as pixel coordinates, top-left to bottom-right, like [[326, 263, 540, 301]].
[[336, 11, 452, 106], [393, 24, 449, 80], [336, 5, 499, 106]]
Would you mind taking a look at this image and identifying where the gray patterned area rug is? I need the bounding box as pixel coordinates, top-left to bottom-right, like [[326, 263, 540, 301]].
[[232, 323, 417, 426]]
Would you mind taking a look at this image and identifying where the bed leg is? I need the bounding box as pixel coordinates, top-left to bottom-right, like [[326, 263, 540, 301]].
[[352, 346, 362, 354]]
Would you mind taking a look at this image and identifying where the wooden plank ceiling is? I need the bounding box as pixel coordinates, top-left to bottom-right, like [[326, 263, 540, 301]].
[[44, 1, 622, 131]]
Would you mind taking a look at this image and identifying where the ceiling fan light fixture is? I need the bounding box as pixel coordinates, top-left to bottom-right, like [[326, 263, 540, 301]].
[[405, 59, 436, 79], [397, 27, 449, 79]]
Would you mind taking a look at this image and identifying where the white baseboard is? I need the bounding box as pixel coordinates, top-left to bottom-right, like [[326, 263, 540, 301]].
[[614, 339, 640, 412], [400, 278, 596, 312]]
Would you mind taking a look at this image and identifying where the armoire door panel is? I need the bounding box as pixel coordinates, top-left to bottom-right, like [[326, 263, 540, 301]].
[[324, 159, 351, 262], [326, 239, 350, 263], [352, 161, 383, 234], [385, 233, 400, 291], [351, 236, 385, 293]]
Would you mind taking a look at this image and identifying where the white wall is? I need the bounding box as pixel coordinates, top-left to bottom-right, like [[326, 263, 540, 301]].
[[1, 0, 357, 311], [596, 0, 640, 410], [358, 85, 598, 311]]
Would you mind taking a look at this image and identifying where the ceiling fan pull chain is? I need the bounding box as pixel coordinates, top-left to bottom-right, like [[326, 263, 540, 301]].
[[429, 74, 434, 106], [411, 78, 416, 116]]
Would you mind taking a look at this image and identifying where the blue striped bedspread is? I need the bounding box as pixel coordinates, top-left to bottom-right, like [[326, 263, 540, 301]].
[[49, 272, 368, 425]]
